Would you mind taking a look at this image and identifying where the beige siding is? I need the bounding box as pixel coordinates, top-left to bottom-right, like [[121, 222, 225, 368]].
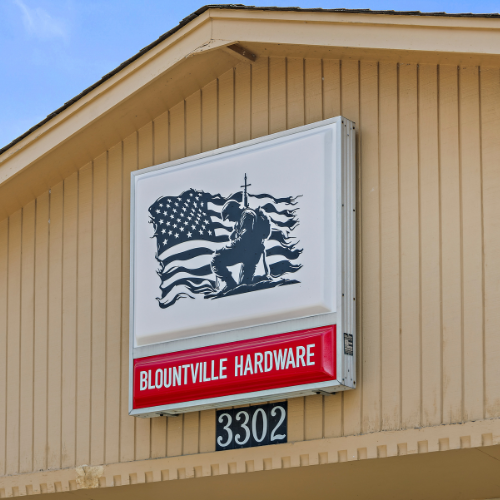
[[1, 58, 500, 475], [76, 163, 92, 467], [6, 210, 22, 475], [19, 200, 35, 474], [61, 173, 77, 469], [419, 64, 441, 428], [33, 192, 50, 471], [482, 67, 500, 419], [359, 60, 380, 435]]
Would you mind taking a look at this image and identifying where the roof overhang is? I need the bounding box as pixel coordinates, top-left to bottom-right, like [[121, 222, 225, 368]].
[[1, 6, 500, 220]]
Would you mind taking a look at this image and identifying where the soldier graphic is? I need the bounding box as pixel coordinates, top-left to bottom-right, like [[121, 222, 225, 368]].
[[211, 176, 271, 293]]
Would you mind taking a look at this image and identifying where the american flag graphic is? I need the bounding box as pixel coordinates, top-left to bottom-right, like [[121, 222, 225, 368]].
[[148, 187, 302, 309]]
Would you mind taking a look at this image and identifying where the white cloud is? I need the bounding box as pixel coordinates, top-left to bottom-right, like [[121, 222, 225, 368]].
[[14, 0, 68, 39]]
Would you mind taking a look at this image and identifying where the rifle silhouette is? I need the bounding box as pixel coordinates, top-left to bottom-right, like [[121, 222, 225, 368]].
[[241, 173, 270, 279]]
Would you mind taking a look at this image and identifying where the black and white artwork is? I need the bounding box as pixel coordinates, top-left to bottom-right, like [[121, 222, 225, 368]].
[[133, 123, 338, 346], [148, 174, 302, 310]]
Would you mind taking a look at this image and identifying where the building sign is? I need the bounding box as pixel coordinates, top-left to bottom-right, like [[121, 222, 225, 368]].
[[134, 325, 335, 409], [216, 402, 288, 450], [130, 117, 356, 417]]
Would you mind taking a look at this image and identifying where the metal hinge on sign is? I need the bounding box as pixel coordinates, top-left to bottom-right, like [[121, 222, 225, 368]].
[[316, 390, 335, 396]]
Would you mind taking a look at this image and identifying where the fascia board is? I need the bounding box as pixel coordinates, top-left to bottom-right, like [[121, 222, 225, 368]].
[[211, 12, 500, 57], [210, 8, 500, 30]]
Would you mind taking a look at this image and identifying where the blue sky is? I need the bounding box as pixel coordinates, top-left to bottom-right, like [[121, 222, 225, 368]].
[[1, 0, 499, 149]]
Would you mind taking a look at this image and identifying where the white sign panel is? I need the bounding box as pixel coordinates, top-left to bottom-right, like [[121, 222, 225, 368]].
[[130, 117, 356, 416]]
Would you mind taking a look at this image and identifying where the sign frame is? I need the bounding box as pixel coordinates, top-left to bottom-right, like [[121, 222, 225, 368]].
[[129, 117, 356, 417]]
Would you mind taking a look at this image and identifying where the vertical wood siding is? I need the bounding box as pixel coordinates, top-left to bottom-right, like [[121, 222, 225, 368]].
[[1, 59, 499, 475]]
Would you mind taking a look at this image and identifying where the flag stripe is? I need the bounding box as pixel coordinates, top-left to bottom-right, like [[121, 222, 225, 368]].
[[158, 246, 215, 267], [260, 202, 298, 218], [212, 221, 232, 231], [269, 260, 302, 278], [266, 245, 303, 260], [159, 277, 216, 300], [269, 216, 299, 230], [160, 264, 212, 282], [157, 234, 229, 260], [268, 229, 298, 246], [207, 209, 222, 219], [249, 193, 301, 205], [158, 292, 195, 309]]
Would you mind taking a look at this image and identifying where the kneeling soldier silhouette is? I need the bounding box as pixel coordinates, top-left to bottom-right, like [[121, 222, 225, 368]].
[[211, 177, 271, 293]]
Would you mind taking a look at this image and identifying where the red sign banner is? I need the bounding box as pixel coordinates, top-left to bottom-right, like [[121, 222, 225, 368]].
[[133, 325, 336, 409]]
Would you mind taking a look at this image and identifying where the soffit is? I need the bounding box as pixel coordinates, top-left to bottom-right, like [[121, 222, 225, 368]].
[[240, 42, 500, 67]]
